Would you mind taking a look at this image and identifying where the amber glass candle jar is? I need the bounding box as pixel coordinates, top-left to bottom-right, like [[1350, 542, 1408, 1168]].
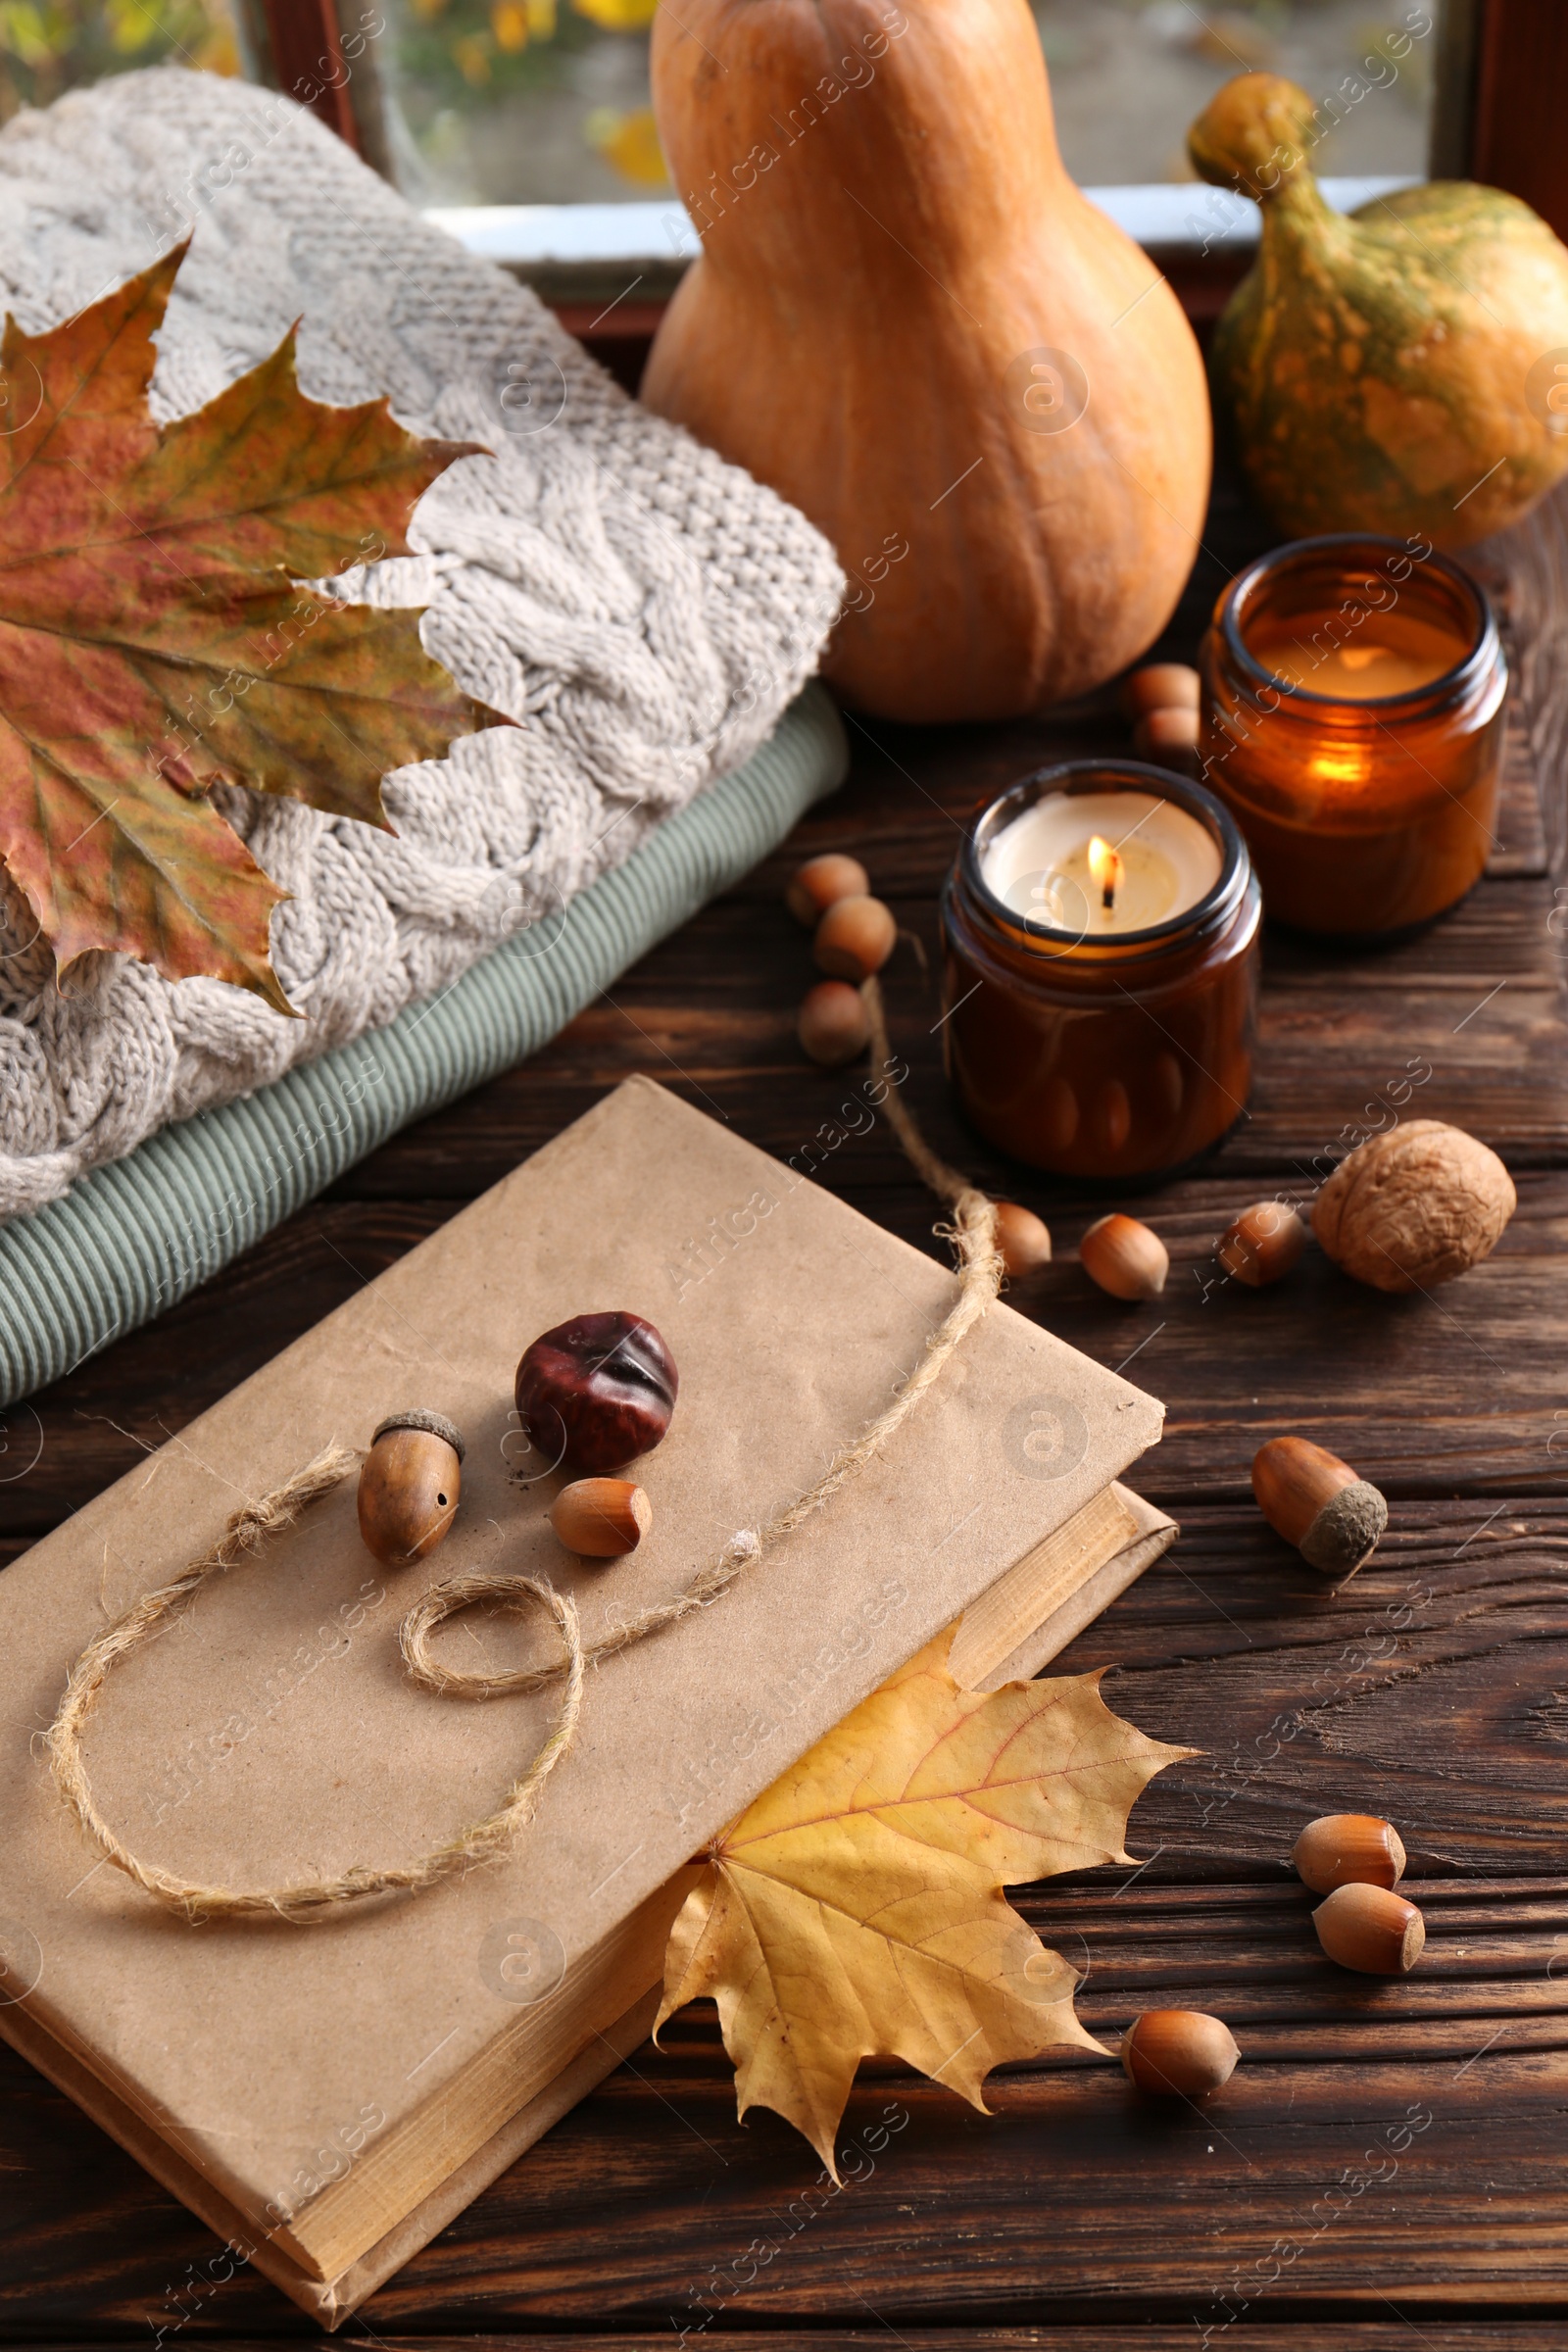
[[940, 760, 1260, 1181], [1200, 534, 1507, 935]]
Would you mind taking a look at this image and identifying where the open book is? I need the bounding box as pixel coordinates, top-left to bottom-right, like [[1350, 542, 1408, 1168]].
[[0, 1078, 1172, 2325]]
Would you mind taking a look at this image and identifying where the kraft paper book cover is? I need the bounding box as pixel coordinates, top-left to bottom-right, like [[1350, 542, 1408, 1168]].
[[0, 1075, 1168, 2319]]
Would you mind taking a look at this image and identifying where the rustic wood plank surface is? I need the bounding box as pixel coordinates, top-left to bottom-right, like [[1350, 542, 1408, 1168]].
[[3, 466, 1567, 2345]]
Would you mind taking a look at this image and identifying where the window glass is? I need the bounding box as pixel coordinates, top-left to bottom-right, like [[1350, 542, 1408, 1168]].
[[1040, 1, 1435, 185], [0, 1, 238, 124], [373, 0, 1433, 208], [374, 0, 663, 205]]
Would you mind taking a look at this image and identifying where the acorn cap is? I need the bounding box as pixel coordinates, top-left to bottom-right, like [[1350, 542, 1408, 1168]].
[[371, 1409, 466, 1462], [1299, 1479, 1388, 1575]]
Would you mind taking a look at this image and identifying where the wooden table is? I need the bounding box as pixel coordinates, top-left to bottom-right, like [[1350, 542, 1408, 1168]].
[[5, 466, 1568, 2348]]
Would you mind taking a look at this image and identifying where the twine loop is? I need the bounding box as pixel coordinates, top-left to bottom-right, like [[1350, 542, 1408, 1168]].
[[45, 977, 1003, 1919], [400, 1569, 580, 1700]]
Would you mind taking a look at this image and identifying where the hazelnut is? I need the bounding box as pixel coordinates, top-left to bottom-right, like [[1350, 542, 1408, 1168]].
[[1121, 2009, 1239, 2097], [1218, 1200, 1308, 1288], [994, 1200, 1053, 1279], [1293, 1813, 1407, 1896], [1312, 1120, 1515, 1294], [1251, 1435, 1388, 1577], [1132, 705, 1201, 775], [798, 979, 871, 1067], [1121, 662, 1201, 720], [1080, 1212, 1168, 1299], [813, 894, 897, 981], [786, 852, 869, 927], [514, 1311, 678, 1475], [550, 1477, 653, 1558], [1313, 1882, 1425, 1975], [358, 1410, 464, 1566]]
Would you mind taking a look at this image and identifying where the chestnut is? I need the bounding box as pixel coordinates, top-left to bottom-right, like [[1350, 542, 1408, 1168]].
[[514, 1310, 678, 1475]]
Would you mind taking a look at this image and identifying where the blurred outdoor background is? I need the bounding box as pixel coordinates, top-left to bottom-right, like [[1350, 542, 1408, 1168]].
[[0, 1, 1436, 203]]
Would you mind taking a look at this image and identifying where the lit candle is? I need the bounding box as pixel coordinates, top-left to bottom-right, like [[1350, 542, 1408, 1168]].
[[982, 789, 1222, 938], [942, 761, 1260, 1180], [1201, 534, 1508, 935]]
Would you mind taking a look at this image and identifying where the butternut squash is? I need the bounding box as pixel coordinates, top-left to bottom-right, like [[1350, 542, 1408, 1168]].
[[643, 0, 1211, 722]]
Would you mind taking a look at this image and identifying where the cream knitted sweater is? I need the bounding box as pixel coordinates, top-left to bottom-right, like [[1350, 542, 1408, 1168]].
[[0, 68, 843, 1220]]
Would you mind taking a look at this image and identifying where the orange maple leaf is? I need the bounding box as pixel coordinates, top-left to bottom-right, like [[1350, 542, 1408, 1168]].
[[657, 1630, 1193, 2173], [0, 243, 495, 1010]]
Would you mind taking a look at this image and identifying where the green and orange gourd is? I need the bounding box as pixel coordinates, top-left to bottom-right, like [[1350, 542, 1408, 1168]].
[[1189, 72, 1568, 550], [642, 0, 1211, 723]]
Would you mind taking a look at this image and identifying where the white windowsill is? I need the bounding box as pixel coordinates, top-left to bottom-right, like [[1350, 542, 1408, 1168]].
[[424, 176, 1419, 288]]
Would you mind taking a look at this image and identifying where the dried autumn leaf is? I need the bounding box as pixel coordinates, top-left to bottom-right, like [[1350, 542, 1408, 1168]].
[[0, 242, 493, 1010], [657, 1629, 1192, 2172]]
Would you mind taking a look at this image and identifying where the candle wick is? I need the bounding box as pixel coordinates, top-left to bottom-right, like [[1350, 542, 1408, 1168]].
[[1102, 880, 1114, 911]]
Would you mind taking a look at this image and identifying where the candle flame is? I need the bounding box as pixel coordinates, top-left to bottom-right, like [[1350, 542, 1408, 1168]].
[[1087, 834, 1123, 909]]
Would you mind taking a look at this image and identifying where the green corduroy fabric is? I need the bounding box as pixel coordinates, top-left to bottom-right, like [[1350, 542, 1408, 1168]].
[[0, 685, 848, 1406]]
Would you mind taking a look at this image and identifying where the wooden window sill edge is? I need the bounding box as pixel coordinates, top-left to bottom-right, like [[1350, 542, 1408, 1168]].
[[426, 175, 1420, 313]]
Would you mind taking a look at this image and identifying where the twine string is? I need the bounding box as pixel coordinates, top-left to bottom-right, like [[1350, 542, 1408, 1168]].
[[47, 976, 1001, 1919], [45, 1446, 585, 1920]]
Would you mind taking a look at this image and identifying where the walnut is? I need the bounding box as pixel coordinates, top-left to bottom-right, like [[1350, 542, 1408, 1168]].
[[1312, 1120, 1515, 1293]]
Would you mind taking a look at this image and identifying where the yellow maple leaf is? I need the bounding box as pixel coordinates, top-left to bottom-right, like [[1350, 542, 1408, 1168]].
[[657, 1631, 1193, 2173]]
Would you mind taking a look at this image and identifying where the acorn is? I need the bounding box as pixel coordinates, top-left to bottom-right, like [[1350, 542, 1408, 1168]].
[[1293, 1813, 1407, 1896], [1080, 1212, 1168, 1299], [515, 1311, 678, 1475], [1121, 662, 1201, 720], [813, 894, 897, 981], [786, 852, 869, 927], [1313, 1882, 1425, 1975], [550, 1477, 653, 1558], [798, 979, 871, 1067], [1251, 1435, 1388, 1577], [1121, 2009, 1240, 2098], [1218, 1201, 1308, 1288], [994, 1200, 1054, 1279], [358, 1410, 464, 1566]]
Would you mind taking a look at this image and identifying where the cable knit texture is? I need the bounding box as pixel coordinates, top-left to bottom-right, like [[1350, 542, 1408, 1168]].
[[0, 68, 843, 1221]]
